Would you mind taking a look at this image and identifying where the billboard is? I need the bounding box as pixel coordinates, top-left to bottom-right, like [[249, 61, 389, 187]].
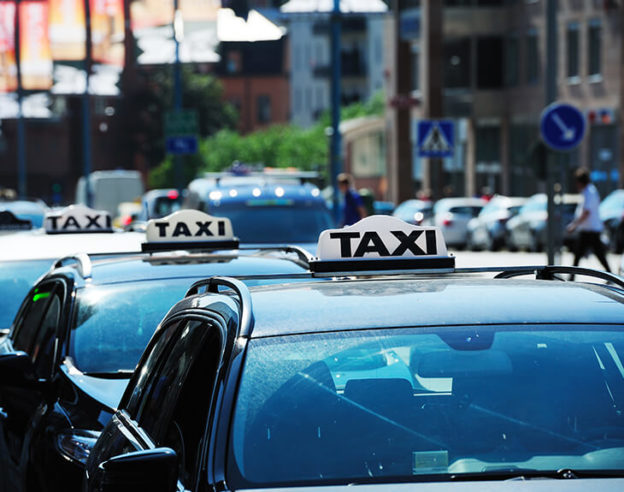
[[0, 2, 17, 92], [90, 0, 124, 66], [20, 1, 53, 90], [49, 0, 86, 60]]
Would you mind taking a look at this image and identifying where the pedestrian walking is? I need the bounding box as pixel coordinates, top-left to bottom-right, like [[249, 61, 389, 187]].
[[567, 167, 611, 274], [338, 173, 367, 226]]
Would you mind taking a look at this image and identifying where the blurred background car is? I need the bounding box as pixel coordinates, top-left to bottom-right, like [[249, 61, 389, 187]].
[[0, 198, 48, 229], [140, 188, 184, 220], [599, 189, 624, 253], [505, 193, 581, 252], [427, 197, 485, 249], [392, 199, 433, 225], [466, 196, 527, 251]]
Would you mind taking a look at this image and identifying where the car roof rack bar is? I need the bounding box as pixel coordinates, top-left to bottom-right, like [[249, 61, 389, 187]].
[[52, 253, 93, 279], [492, 265, 624, 289], [238, 245, 313, 268]]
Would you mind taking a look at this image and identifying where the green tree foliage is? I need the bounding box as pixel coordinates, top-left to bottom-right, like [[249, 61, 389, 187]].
[[149, 91, 384, 188]]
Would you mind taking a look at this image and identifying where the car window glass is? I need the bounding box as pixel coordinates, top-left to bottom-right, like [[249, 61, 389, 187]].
[[134, 320, 222, 488], [12, 283, 56, 355], [31, 292, 62, 378]]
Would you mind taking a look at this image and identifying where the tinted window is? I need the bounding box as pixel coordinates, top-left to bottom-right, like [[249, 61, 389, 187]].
[[229, 325, 624, 486], [70, 279, 193, 373], [152, 196, 182, 218], [0, 259, 53, 328], [206, 202, 333, 243], [12, 283, 57, 354], [449, 206, 482, 217]]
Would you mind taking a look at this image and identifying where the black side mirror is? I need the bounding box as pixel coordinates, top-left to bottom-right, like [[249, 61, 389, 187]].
[[0, 351, 37, 386], [99, 447, 178, 492]]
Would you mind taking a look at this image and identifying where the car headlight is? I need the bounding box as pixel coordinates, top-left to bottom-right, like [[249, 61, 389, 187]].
[[56, 429, 101, 465]]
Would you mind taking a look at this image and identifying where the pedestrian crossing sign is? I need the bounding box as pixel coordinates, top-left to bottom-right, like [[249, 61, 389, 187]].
[[417, 120, 454, 158]]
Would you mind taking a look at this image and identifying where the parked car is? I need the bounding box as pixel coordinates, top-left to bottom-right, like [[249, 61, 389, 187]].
[[0, 198, 48, 229], [84, 216, 624, 492], [427, 197, 485, 249], [599, 189, 624, 253], [392, 199, 433, 225], [466, 196, 527, 251], [505, 193, 581, 252]]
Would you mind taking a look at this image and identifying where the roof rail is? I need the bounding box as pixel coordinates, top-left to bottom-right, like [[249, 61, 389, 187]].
[[185, 277, 254, 338], [239, 245, 313, 269], [52, 253, 93, 279], [456, 265, 624, 289]]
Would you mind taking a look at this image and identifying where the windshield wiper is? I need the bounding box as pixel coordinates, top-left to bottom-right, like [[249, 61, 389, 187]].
[[83, 370, 134, 379], [452, 468, 624, 481]]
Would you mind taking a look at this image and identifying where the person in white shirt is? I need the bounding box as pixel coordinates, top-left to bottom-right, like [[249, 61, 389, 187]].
[[567, 167, 611, 273]]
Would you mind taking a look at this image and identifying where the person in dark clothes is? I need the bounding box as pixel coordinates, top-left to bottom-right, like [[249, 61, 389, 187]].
[[338, 173, 367, 226], [567, 167, 611, 274]]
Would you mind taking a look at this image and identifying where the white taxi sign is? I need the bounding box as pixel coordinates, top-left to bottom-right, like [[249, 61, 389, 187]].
[[45, 205, 112, 234], [311, 215, 454, 274], [143, 210, 238, 251]]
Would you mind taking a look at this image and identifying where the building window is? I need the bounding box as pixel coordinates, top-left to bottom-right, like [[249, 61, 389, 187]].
[[443, 38, 471, 89], [588, 19, 602, 77], [477, 36, 504, 89], [257, 95, 271, 123], [226, 51, 241, 74], [411, 44, 420, 92], [567, 22, 580, 79], [526, 28, 539, 84], [505, 35, 519, 87]]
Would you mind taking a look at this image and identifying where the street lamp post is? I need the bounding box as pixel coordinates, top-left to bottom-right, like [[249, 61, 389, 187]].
[[330, 0, 342, 225]]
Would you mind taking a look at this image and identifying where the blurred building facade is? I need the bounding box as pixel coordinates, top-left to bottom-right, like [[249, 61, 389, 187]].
[[387, 0, 624, 204]]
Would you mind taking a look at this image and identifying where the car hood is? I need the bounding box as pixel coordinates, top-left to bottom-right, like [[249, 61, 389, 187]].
[[246, 479, 624, 492]]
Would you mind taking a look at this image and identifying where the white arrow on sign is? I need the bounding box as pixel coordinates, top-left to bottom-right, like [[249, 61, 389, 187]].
[[552, 113, 576, 142]]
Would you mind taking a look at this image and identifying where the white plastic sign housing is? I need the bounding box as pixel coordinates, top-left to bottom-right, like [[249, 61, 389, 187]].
[[316, 215, 448, 260], [145, 210, 235, 243], [45, 205, 113, 234]]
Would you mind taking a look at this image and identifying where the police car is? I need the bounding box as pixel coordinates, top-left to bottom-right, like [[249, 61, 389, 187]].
[[0, 205, 146, 333], [0, 209, 313, 492], [185, 170, 333, 251], [84, 215, 624, 491]]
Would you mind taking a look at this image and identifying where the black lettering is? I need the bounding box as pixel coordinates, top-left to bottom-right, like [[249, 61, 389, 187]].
[[354, 231, 390, 257], [106, 215, 112, 228], [63, 216, 80, 230], [172, 222, 192, 237], [47, 216, 60, 230], [425, 230, 437, 254], [195, 221, 213, 237], [155, 222, 169, 237], [391, 230, 425, 255], [329, 232, 360, 257], [85, 214, 101, 229], [218, 221, 225, 236]]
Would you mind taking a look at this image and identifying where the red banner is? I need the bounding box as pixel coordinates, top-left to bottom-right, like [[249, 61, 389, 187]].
[[20, 1, 53, 90], [49, 0, 86, 60], [0, 2, 17, 92]]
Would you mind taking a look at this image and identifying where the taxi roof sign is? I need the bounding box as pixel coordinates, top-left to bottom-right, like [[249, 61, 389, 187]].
[[311, 215, 454, 274], [143, 209, 239, 252], [45, 205, 113, 234]]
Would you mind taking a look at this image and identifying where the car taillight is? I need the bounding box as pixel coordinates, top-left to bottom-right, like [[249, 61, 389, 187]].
[[442, 217, 453, 227]]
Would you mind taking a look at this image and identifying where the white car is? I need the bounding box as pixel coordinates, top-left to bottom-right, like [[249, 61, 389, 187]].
[[467, 196, 528, 251], [428, 197, 486, 249]]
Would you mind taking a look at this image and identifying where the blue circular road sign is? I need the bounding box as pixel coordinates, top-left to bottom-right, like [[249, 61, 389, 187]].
[[540, 102, 586, 151]]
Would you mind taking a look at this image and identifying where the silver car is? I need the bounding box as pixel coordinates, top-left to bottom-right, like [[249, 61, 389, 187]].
[[467, 196, 528, 251]]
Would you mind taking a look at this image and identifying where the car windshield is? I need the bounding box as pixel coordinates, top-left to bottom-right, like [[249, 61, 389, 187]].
[[0, 259, 54, 329], [229, 325, 624, 486], [206, 202, 334, 243]]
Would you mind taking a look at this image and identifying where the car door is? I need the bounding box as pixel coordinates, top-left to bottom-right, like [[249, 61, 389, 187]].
[[86, 312, 230, 492], [0, 280, 67, 489]]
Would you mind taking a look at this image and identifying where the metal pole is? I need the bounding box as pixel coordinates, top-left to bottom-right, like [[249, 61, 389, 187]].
[[14, 0, 26, 198], [330, 0, 342, 225], [83, 0, 93, 206], [545, 0, 558, 265], [173, 0, 183, 190]]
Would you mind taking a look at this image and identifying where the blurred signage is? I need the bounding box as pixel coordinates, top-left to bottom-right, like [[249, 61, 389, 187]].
[[49, 0, 86, 60], [0, 2, 17, 92], [165, 109, 199, 155], [399, 8, 420, 41], [540, 102, 585, 151], [20, 1, 53, 90], [91, 0, 124, 66], [417, 120, 454, 158]]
